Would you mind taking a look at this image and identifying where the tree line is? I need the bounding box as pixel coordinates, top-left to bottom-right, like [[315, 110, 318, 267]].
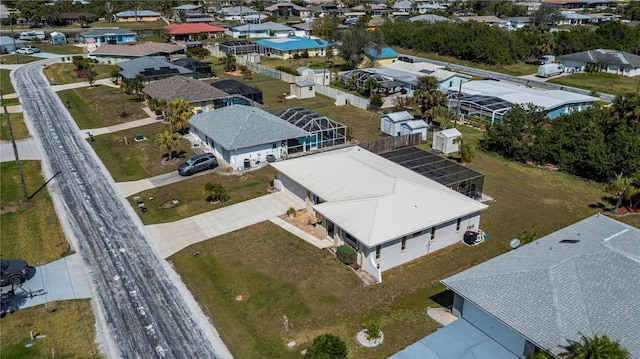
[[380, 20, 640, 65], [480, 93, 640, 183]]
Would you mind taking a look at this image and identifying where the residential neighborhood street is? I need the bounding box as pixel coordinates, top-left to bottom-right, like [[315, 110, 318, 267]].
[[11, 59, 232, 358]]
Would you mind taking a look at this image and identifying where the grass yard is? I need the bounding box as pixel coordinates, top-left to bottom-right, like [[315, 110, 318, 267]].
[[2, 98, 20, 106], [549, 72, 640, 96], [88, 20, 165, 28], [26, 42, 84, 55], [393, 47, 539, 77], [1, 113, 29, 141], [0, 54, 41, 65], [44, 63, 119, 85], [1, 69, 15, 94], [129, 166, 277, 225], [89, 122, 197, 182], [0, 299, 100, 359], [0, 161, 68, 264], [170, 123, 638, 359], [58, 85, 147, 129]]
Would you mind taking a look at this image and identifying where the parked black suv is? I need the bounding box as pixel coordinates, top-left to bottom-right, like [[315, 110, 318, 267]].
[[178, 153, 218, 176], [1, 259, 31, 286]]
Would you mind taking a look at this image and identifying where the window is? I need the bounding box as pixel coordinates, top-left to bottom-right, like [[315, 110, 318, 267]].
[[308, 87, 313, 91], [375, 245, 381, 260], [401, 236, 406, 252], [431, 227, 436, 241], [456, 218, 461, 232]]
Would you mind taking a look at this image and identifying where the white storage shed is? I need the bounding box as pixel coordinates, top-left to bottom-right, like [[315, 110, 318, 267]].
[[432, 128, 462, 154], [400, 119, 428, 140], [290, 79, 316, 99], [380, 111, 414, 137]]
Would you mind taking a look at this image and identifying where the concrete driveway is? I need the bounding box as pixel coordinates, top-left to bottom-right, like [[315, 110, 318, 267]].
[[145, 191, 304, 258], [1, 254, 92, 313]]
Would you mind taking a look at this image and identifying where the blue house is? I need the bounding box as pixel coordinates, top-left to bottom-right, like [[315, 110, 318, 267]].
[[364, 47, 399, 67], [80, 28, 136, 47], [254, 36, 329, 59]]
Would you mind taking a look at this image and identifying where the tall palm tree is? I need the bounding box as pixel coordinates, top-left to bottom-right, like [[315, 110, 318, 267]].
[[166, 98, 193, 133], [560, 334, 629, 359], [154, 130, 180, 160]]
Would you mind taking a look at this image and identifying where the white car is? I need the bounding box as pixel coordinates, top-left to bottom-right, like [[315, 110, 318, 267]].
[[16, 48, 34, 55]]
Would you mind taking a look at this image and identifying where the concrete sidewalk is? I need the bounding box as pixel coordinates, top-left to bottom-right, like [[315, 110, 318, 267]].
[[0, 138, 41, 162], [145, 191, 305, 258], [1, 254, 93, 313], [81, 116, 158, 139], [50, 78, 118, 92]]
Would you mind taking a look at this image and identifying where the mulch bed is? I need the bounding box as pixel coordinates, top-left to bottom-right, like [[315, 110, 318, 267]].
[[616, 206, 640, 216]]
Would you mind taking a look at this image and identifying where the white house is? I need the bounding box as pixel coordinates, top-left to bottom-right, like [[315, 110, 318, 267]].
[[401, 120, 428, 140], [560, 49, 640, 77], [271, 146, 488, 282], [290, 80, 315, 99], [188, 105, 310, 170], [391, 214, 640, 358], [380, 111, 414, 137], [432, 128, 461, 154]]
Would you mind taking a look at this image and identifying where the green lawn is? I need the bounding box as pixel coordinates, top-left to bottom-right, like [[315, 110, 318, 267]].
[[58, 85, 148, 129], [2, 98, 20, 106], [169, 123, 638, 359], [89, 122, 197, 182], [549, 72, 640, 96], [129, 166, 277, 225], [0, 54, 41, 65], [1, 69, 15, 94], [44, 63, 119, 85], [0, 299, 100, 359], [393, 47, 539, 76], [26, 42, 85, 55], [0, 161, 68, 264], [1, 113, 29, 141], [89, 19, 166, 28]]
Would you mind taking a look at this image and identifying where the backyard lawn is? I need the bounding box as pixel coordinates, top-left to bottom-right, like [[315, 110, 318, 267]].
[[0, 113, 29, 141], [88, 19, 165, 28], [58, 85, 148, 129], [0, 54, 41, 65], [26, 42, 85, 55], [89, 122, 197, 182], [44, 63, 119, 85], [0, 299, 100, 359], [1, 69, 15, 94], [0, 161, 68, 264], [549, 72, 640, 96], [128, 166, 277, 225]]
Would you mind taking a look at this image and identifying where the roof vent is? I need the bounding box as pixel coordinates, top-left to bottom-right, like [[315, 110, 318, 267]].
[[559, 239, 580, 244]]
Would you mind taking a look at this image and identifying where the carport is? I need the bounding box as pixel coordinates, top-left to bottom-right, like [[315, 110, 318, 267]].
[[389, 319, 518, 359]]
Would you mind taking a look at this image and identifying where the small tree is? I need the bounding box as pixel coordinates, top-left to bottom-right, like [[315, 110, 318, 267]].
[[362, 320, 381, 341], [306, 334, 347, 359], [224, 51, 237, 72], [606, 173, 633, 214], [202, 182, 228, 202], [154, 130, 180, 160], [83, 66, 98, 87], [459, 138, 475, 163]]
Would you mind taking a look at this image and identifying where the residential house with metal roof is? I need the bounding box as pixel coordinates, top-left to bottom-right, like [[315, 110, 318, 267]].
[[90, 42, 185, 64], [113, 10, 160, 22], [390, 215, 640, 359], [117, 57, 193, 81], [363, 47, 399, 67], [217, 6, 259, 21], [560, 49, 640, 77], [446, 80, 599, 123], [163, 23, 225, 41], [80, 28, 136, 47], [188, 105, 310, 168], [265, 2, 310, 18], [0, 36, 25, 53], [409, 14, 451, 22], [143, 76, 251, 113], [272, 146, 488, 282], [226, 22, 295, 39], [255, 36, 328, 59]]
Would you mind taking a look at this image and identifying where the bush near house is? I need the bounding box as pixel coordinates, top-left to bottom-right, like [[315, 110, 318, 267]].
[[336, 245, 356, 265]]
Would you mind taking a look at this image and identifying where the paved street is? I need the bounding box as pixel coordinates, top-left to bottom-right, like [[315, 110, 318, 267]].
[[12, 58, 232, 358]]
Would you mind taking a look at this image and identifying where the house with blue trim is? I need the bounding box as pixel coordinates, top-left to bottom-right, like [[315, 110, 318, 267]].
[[225, 22, 295, 39], [363, 47, 399, 67], [255, 36, 329, 59], [80, 28, 136, 47], [113, 10, 160, 22]]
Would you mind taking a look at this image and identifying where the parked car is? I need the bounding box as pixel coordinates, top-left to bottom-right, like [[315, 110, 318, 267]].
[[25, 45, 40, 53], [178, 153, 218, 176], [398, 56, 414, 63], [16, 48, 34, 55], [1, 259, 31, 286]]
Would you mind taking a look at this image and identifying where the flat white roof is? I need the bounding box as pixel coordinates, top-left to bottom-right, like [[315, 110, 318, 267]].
[[272, 146, 487, 246]]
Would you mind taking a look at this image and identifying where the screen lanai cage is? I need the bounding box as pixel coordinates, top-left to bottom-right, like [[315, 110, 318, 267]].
[[381, 147, 485, 199], [275, 107, 347, 154], [218, 40, 259, 55]]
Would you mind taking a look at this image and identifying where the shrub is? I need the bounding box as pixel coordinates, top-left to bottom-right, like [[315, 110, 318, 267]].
[[362, 320, 381, 341], [306, 334, 347, 359], [336, 245, 355, 265], [287, 207, 296, 217], [276, 65, 298, 76], [370, 93, 383, 107]]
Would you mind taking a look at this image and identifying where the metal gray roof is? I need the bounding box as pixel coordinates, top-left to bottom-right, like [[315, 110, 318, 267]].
[[230, 21, 294, 32], [118, 57, 192, 79], [442, 215, 640, 357], [142, 76, 230, 103], [80, 28, 136, 37], [188, 105, 309, 150], [383, 111, 413, 123], [561, 49, 640, 69]]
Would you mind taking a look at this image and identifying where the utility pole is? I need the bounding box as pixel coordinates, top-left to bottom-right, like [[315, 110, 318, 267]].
[[10, 17, 19, 64], [1, 90, 28, 200], [454, 81, 462, 128]]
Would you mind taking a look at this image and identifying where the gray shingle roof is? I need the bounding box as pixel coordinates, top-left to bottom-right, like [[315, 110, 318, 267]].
[[441, 215, 640, 357], [91, 42, 185, 57], [143, 76, 230, 103], [561, 49, 640, 69], [118, 57, 193, 79], [188, 105, 309, 150]]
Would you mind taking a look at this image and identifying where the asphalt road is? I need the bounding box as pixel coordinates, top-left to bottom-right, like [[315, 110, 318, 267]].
[[12, 60, 232, 358], [404, 55, 615, 102]]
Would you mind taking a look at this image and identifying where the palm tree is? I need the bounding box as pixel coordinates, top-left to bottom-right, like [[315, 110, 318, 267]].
[[154, 130, 180, 160], [203, 183, 230, 202], [560, 334, 629, 359], [606, 173, 633, 214], [166, 98, 193, 134], [202, 182, 216, 201], [224, 51, 237, 72]]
